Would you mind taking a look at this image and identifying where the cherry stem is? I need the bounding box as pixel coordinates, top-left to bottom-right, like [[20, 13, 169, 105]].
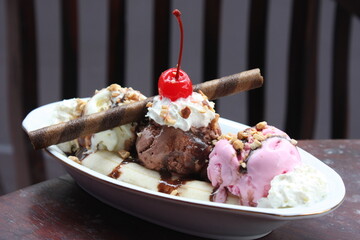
[[173, 9, 183, 81]]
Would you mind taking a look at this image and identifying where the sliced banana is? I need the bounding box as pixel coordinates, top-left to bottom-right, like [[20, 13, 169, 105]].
[[80, 151, 238, 204], [82, 151, 122, 174]]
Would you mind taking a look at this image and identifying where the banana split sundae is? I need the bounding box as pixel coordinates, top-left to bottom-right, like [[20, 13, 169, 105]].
[[48, 9, 327, 208]]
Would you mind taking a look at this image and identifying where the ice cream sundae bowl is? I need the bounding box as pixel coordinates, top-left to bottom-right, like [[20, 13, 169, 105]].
[[23, 102, 345, 239]]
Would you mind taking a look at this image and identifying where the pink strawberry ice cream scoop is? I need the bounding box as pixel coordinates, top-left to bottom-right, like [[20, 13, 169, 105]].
[[207, 121, 301, 207]]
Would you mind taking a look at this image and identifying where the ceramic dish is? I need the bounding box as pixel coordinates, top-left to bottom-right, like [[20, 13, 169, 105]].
[[23, 101, 346, 240]]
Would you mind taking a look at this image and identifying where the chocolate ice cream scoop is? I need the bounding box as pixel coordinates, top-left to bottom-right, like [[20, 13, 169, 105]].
[[136, 120, 220, 176]]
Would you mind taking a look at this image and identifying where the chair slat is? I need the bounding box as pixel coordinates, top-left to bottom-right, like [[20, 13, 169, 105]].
[[247, 0, 268, 126], [203, 0, 221, 83], [107, 0, 126, 86], [286, 0, 319, 139], [152, 0, 170, 96], [61, 0, 78, 99], [336, 0, 360, 18], [6, 0, 45, 187], [331, 3, 352, 138]]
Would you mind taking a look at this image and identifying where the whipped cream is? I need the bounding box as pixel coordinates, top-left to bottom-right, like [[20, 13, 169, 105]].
[[257, 164, 328, 208], [146, 92, 216, 131], [83, 84, 146, 152]]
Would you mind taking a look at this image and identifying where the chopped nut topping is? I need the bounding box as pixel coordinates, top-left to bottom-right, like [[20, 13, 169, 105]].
[[237, 131, 248, 140], [118, 150, 130, 159], [159, 105, 176, 124], [108, 84, 121, 92], [253, 133, 266, 141], [290, 139, 298, 145], [256, 121, 267, 130], [202, 100, 211, 109], [248, 128, 257, 135], [68, 156, 81, 164], [164, 115, 176, 125], [160, 114, 176, 125], [107, 84, 146, 104], [229, 133, 237, 140], [250, 139, 262, 150], [76, 99, 87, 114], [240, 162, 247, 168], [160, 107, 168, 117], [230, 137, 238, 144], [198, 90, 208, 100], [126, 91, 141, 101], [210, 114, 220, 131], [146, 102, 153, 108], [233, 139, 244, 150], [201, 100, 215, 112], [180, 106, 191, 119]]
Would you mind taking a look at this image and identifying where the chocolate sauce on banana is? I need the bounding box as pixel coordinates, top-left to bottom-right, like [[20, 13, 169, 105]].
[[108, 165, 121, 179], [107, 156, 139, 179], [157, 171, 187, 195]]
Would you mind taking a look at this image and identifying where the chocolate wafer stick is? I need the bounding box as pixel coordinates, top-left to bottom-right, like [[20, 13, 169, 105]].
[[27, 69, 263, 149]]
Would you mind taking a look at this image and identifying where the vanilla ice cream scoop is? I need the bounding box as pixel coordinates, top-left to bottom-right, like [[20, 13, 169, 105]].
[[82, 84, 146, 152], [207, 121, 324, 207]]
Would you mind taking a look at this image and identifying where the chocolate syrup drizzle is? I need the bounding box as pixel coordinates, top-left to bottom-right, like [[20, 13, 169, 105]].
[[157, 171, 189, 195]]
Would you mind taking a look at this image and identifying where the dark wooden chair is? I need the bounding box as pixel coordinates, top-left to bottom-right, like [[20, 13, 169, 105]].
[[5, 0, 360, 191]]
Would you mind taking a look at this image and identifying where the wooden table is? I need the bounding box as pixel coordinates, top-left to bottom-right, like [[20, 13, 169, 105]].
[[0, 140, 359, 239]]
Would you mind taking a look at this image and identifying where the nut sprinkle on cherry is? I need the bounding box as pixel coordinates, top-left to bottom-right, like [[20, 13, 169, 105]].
[[158, 9, 193, 101]]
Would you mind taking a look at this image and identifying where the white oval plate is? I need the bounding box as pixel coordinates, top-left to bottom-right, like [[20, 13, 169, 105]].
[[23, 101, 346, 240]]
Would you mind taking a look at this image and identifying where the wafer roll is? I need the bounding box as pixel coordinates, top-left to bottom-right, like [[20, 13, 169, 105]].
[[27, 69, 263, 149], [193, 68, 263, 100]]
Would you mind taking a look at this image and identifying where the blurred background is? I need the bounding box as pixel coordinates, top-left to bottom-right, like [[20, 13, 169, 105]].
[[0, 0, 359, 194]]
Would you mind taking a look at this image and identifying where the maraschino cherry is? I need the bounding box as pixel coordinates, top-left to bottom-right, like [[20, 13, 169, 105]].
[[158, 9, 193, 101]]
